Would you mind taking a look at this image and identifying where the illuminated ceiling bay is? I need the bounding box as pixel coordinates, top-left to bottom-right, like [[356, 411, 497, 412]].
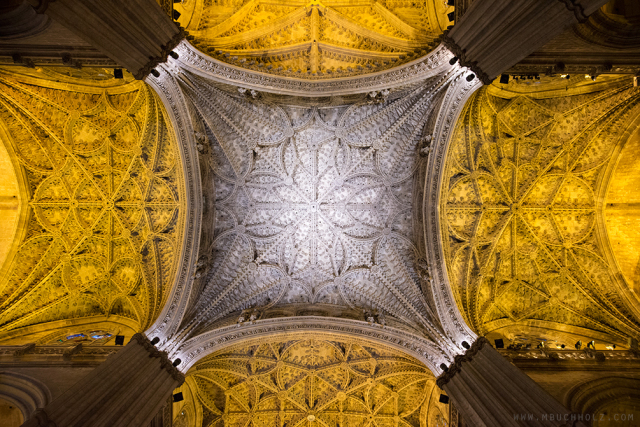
[[441, 77, 640, 346], [176, 338, 448, 427], [0, 71, 187, 343], [177, 70, 448, 344], [180, 0, 450, 79]]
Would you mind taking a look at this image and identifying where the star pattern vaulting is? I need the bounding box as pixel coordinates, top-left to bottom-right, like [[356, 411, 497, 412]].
[[442, 79, 640, 344], [0, 73, 185, 341], [2, 1, 640, 424], [179, 72, 445, 338], [180, 0, 450, 79], [179, 338, 448, 427]]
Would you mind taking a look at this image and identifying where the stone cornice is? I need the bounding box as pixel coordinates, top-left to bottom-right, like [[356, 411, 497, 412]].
[[436, 337, 490, 388]]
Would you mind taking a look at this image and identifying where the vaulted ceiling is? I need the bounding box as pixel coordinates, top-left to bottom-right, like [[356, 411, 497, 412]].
[[441, 75, 640, 348], [0, 67, 187, 345], [177, 70, 443, 341], [177, 0, 451, 79], [173, 337, 448, 427]]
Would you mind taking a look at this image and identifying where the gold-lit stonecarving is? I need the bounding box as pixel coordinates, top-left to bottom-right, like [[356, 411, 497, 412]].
[[180, 338, 448, 426], [441, 77, 640, 344], [0, 73, 185, 339], [181, 0, 450, 79]]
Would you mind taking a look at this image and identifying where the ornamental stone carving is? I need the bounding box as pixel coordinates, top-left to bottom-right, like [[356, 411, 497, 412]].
[[178, 336, 449, 427], [441, 76, 640, 344], [174, 69, 460, 349], [0, 74, 188, 335], [180, 0, 452, 81]]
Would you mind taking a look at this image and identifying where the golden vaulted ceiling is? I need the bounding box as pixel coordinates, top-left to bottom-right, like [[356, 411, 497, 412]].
[[177, 0, 451, 79], [173, 338, 449, 427], [441, 75, 640, 347], [0, 68, 186, 345]]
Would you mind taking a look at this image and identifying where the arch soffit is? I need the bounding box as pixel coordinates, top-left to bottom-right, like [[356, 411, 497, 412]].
[[144, 70, 202, 342], [173, 317, 450, 375], [0, 371, 51, 420], [166, 40, 454, 97], [422, 71, 482, 344]]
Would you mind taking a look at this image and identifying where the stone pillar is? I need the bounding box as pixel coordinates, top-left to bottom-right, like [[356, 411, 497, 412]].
[[21, 334, 184, 427], [437, 338, 585, 427], [42, 0, 183, 79], [444, 0, 610, 84]]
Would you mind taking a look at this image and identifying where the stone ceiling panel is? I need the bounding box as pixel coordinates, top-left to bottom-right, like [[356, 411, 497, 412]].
[[440, 76, 640, 347], [174, 337, 449, 427], [0, 71, 187, 342], [178, 0, 451, 80], [179, 71, 446, 340]]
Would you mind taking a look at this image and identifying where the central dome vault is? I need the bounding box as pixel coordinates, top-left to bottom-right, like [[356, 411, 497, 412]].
[[176, 70, 450, 342], [144, 29, 479, 395]]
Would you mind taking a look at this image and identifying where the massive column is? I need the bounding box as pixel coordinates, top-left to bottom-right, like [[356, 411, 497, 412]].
[[42, 0, 183, 79], [445, 0, 610, 84], [21, 334, 184, 427], [438, 338, 585, 427]]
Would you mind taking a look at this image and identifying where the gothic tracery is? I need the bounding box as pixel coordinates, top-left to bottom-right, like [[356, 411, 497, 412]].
[[178, 0, 451, 79], [0, 72, 187, 341], [442, 77, 640, 345], [177, 338, 449, 427], [177, 71, 451, 342]]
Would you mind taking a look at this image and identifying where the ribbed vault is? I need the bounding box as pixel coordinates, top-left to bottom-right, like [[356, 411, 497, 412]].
[[441, 75, 640, 347], [177, 0, 451, 79], [0, 68, 187, 344], [174, 68, 456, 346], [174, 337, 449, 427]]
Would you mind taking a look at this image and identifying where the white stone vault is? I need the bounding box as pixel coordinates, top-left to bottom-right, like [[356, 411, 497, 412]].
[[145, 46, 480, 375]]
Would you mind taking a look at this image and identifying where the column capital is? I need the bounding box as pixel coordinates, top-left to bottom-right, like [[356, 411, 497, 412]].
[[436, 337, 490, 388], [130, 333, 185, 385], [442, 34, 492, 85], [134, 27, 186, 80]]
